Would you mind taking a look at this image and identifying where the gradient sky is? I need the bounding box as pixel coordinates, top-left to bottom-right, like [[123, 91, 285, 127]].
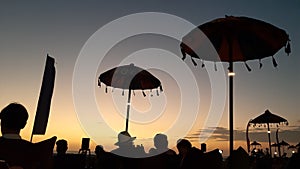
[[0, 0, 299, 157]]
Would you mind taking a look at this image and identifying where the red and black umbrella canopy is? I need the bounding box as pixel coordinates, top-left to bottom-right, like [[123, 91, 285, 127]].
[[180, 15, 291, 66], [99, 63, 162, 91]]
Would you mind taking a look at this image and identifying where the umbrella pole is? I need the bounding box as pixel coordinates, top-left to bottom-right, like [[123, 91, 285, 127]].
[[229, 61, 234, 156], [125, 89, 132, 132], [246, 120, 251, 154], [276, 128, 281, 157], [267, 123, 272, 156]]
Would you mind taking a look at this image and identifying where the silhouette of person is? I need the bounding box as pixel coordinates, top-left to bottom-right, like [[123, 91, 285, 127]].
[[0, 102, 56, 169], [93, 145, 112, 169], [53, 139, 85, 169], [176, 139, 203, 169], [56, 139, 68, 155], [53, 139, 68, 169], [54, 139, 72, 169], [149, 133, 177, 156], [111, 131, 145, 158], [145, 133, 178, 169], [110, 131, 146, 169]]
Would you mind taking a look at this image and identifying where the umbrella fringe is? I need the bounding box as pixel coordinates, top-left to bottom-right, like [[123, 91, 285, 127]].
[[105, 86, 108, 93], [259, 59, 263, 69], [133, 90, 136, 96], [214, 62, 217, 71], [122, 90, 125, 96], [142, 90, 146, 97], [98, 79, 101, 87], [191, 58, 197, 66], [156, 89, 159, 96], [160, 85, 163, 92], [201, 60, 205, 68], [272, 56, 278, 67], [285, 41, 291, 56], [181, 47, 187, 60], [245, 62, 252, 72]]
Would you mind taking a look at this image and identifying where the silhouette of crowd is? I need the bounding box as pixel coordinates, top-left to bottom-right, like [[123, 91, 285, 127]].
[[0, 102, 299, 169]]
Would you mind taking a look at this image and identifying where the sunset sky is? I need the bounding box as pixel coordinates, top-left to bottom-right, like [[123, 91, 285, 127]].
[[0, 1, 299, 157]]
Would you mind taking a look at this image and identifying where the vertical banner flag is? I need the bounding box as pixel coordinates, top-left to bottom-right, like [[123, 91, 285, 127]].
[[32, 54, 56, 135]]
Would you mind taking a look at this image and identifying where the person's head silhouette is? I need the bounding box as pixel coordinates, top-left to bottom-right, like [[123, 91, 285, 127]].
[[0, 103, 29, 134], [95, 145, 105, 157], [176, 139, 192, 155], [56, 139, 68, 155], [154, 133, 168, 150]]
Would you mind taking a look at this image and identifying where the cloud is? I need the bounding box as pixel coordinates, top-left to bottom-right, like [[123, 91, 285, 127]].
[[187, 125, 300, 144]]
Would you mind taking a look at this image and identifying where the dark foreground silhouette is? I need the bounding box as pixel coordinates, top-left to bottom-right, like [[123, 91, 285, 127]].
[[0, 103, 57, 169], [0, 103, 298, 169]]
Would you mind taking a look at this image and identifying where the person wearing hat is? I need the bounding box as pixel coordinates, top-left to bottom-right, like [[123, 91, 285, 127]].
[[0, 102, 56, 169], [111, 131, 146, 158]]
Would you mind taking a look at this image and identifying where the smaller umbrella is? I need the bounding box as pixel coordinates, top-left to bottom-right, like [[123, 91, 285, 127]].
[[271, 143, 280, 155], [279, 140, 289, 154], [98, 63, 163, 132], [251, 141, 261, 147], [288, 145, 296, 150], [249, 109, 288, 155], [250, 141, 261, 152], [279, 140, 289, 146]]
